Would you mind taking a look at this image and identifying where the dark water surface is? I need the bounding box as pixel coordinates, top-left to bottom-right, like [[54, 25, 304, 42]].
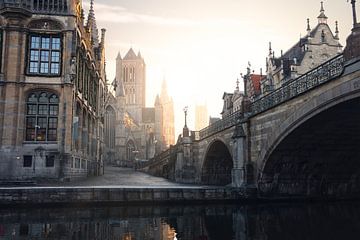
[[0, 201, 360, 239]]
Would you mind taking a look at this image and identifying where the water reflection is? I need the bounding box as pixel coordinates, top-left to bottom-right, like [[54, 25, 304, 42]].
[[0, 202, 360, 239]]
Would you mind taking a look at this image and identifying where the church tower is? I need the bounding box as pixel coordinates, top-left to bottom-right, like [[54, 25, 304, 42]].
[[159, 79, 175, 147], [115, 48, 146, 124]]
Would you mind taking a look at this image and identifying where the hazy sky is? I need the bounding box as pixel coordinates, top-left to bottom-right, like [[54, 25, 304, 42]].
[[84, 0, 353, 136]]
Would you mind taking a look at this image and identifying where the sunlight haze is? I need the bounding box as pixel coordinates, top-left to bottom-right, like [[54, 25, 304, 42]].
[[83, 0, 352, 136]]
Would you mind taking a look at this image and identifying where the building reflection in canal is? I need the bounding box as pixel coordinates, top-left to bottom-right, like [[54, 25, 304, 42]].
[[1, 202, 360, 239]]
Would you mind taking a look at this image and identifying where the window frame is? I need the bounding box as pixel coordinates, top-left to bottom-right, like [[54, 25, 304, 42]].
[[26, 33, 62, 77], [23, 155, 33, 168], [45, 155, 55, 167], [25, 91, 59, 143]]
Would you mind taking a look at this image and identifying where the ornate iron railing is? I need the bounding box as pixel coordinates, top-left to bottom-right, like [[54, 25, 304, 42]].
[[250, 54, 345, 115], [198, 54, 345, 140], [199, 110, 244, 139], [0, 0, 69, 14]]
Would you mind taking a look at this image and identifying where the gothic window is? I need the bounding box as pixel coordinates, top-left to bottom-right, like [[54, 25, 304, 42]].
[[25, 91, 59, 142], [132, 67, 135, 81], [321, 30, 326, 43], [27, 34, 61, 75], [124, 67, 127, 82]]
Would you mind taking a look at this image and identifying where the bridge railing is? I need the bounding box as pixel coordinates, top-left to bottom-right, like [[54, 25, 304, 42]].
[[199, 110, 244, 139], [198, 54, 345, 140], [250, 54, 345, 115], [137, 144, 180, 169], [0, 0, 69, 14]]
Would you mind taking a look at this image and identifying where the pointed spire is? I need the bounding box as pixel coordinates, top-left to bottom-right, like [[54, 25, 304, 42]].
[[320, 1, 324, 12], [116, 51, 122, 60], [335, 21, 339, 39], [124, 48, 137, 60], [137, 51, 142, 59], [155, 94, 161, 106], [87, 0, 99, 47], [306, 18, 311, 33], [236, 78, 240, 92], [269, 42, 272, 56], [160, 77, 169, 102], [318, 1, 328, 24], [100, 28, 106, 47], [116, 76, 125, 97]]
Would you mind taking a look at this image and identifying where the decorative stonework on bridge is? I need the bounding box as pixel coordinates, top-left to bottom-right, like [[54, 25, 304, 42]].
[[140, 2, 360, 198]]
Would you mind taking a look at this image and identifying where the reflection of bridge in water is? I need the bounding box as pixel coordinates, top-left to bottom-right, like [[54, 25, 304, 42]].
[[2, 203, 360, 239], [141, 19, 360, 198]]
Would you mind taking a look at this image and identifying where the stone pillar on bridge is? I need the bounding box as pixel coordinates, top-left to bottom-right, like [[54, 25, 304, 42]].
[[175, 135, 196, 183], [232, 124, 247, 188]]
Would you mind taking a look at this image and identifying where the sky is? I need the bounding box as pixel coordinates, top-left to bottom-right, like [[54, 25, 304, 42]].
[[84, 0, 353, 136]]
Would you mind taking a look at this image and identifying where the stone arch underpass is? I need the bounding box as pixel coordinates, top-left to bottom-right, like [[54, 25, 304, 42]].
[[201, 140, 233, 186], [258, 96, 360, 196]]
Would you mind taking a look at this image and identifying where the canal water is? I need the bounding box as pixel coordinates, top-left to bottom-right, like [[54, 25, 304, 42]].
[[0, 201, 359, 239]]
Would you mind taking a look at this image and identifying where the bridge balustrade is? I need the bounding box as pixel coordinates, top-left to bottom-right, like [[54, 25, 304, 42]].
[[0, 0, 69, 14], [198, 54, 345, 140], [250, 54, 345, 115], [199, 110, 243, 139]]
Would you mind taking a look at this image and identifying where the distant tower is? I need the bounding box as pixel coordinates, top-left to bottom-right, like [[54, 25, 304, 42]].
[[154, 94, 163, 151], [195, 105, 209, 131], [159, 79, 175, 146], [115, 48, 146, 123]]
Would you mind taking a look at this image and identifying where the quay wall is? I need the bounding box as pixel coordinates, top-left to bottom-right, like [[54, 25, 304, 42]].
[[0, 187, 244, 205]]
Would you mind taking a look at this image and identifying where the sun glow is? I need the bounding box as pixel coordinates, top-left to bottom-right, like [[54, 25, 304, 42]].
[[83, 0, 352, 136]]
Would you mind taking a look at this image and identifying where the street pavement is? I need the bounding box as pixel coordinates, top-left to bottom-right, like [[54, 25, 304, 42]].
[[55, 166, 198, 188]]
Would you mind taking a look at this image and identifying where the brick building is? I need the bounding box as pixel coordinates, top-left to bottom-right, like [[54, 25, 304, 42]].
[[0, 0, 107, 180]]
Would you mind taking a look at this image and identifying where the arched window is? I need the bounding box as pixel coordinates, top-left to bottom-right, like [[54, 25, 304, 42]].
[[25, 91, 59, 142]]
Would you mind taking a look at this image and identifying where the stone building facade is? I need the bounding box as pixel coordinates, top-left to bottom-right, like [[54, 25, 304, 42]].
[[0, 0, 107, 181], [260, 2, 342, 96], [220, 3, 343, 116], [103, 49, 175, 166]]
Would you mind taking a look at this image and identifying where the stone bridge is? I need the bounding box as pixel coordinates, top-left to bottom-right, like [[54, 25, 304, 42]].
[[141, 27, 360, 197]]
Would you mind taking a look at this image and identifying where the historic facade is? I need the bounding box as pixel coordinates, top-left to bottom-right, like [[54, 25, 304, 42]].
[[259, 2, 342, 97], [103, 50, 175, 166], [0, 0, 107, 180]]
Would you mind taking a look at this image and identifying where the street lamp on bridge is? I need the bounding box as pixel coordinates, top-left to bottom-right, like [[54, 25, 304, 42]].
[[183, 106, 189, 137]]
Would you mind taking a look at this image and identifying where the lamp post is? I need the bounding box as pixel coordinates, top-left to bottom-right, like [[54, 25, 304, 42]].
[[183, 106, 189, 137]]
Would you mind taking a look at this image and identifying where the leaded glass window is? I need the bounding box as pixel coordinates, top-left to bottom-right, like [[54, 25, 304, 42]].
[[28, 34, 62, 75], [25, 91, 59, 142]]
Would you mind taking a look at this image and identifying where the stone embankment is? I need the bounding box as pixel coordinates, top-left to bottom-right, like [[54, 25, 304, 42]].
[[0, 187, 243, 206]]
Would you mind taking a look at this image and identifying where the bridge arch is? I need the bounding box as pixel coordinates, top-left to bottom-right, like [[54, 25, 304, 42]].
[[258, 88, 360, 196], [201, 139, 233, 185]]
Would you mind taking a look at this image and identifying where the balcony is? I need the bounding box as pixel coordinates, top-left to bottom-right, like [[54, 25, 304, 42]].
[[0, 0, 69, 15]]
